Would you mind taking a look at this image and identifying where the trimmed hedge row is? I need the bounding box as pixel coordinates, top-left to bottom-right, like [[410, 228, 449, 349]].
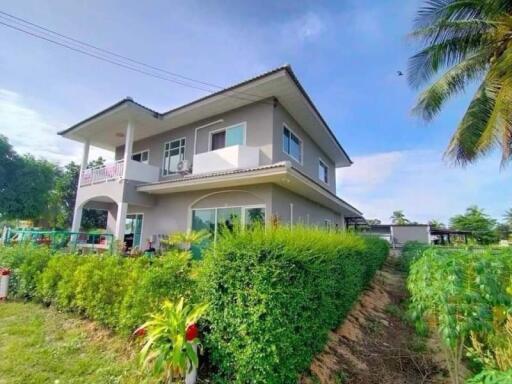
[[0, 244, 195, 333], [199, 227, 389, 383], [399, 241, 429, 272]]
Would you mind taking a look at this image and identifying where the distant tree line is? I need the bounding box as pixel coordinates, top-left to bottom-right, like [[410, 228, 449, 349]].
[[0, 135, 106, 230], [367, 207, 512, 245]]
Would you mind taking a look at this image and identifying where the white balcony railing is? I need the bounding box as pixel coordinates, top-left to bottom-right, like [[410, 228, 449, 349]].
[[80, 160, 124, 186], [192, 145, 260, 175]]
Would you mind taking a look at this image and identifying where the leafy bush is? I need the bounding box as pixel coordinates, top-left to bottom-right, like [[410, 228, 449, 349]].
[[0, 244, 52, 299], [199, 226, 389, 383], [407, 247, 512, 384], [399, 241, 429, 273]]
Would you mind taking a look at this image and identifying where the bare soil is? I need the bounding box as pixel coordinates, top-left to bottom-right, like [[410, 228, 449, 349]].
[[301, 256, 446, 384]]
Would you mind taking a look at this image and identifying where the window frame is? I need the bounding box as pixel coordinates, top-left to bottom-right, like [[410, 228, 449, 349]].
[[318, 158, 329, 185], [162, 137, 186, 177], [208, 122, 247, 152], [282, 123, 303, 164], [131, 149, 150, 164], [191, 204, 266, 242], [125, 212, 144, 248]]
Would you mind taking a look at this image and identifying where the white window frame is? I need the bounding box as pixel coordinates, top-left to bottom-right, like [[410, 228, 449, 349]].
[[131, 149, 150, 164], [208, 122, 247, 152], [318, 158, 329, 185], [190, 204, 266, 242], [162, 137, 186, 177], [282, 123, 303, 164]]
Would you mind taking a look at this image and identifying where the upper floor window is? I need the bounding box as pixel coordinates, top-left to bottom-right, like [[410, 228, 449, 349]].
[[132, 150, 149, 164], [163, 138, 186, 176], [210, 123, 246, 151], [283, 125, 302, 163], [318, 159, 329, 184]]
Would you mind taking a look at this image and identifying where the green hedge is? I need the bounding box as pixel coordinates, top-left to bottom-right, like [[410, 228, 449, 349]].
[[0, 245, 196, 334], [199, 227, 389, 383]]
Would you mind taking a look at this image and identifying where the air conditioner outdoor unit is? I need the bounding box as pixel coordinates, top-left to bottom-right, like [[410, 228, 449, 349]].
[[176, 160, 191, 175]]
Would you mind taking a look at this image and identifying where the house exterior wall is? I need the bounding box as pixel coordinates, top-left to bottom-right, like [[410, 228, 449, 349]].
[[115, 100, 275, 179], [391, 225, 430, 247], [272, 102, 337, 194], [126, 184, 273, 247], [270, 184, 343, 228]]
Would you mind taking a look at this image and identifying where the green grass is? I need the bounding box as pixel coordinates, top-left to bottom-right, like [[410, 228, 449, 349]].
[[0, 301, 142, 384]]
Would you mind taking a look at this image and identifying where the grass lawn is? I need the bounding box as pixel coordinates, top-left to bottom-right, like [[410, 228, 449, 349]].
[[0, 301, 143, 384]]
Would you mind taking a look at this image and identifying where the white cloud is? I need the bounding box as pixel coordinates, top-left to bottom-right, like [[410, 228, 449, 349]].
[[282, 12, 327, 42], [0, 89, 111, 165], [337, 149, 512, 224]]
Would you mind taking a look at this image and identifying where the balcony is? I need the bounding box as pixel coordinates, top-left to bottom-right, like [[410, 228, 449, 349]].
[[192, 145, 260, 175], [80, 159, 160, 187]]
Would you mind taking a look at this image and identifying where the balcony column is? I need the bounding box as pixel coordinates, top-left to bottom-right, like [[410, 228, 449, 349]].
[[71, 140, 89, 232], [114, 202, 128, 244], [122, 121, 134, 179]]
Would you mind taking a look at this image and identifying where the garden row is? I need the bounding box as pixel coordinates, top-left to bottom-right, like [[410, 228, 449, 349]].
[[403, 242, 512, 384], [0, 227, 389, 383]]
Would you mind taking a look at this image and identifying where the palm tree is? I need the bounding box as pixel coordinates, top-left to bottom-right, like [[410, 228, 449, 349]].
[[503, 208, 512, 225], [390, 210, 410, 225], [428, 219, 446, 229], [409, 1, 512, 166]]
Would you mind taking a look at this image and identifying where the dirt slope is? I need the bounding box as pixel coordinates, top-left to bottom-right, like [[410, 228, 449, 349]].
[[301, 258, 444, 384]]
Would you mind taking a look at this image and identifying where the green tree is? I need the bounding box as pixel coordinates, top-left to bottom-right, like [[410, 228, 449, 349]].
[[495, 222, 510, 240], [503, 208, 512, 226], [0, 136, 56, 221], [390, 210, 410, 225], [428, 219, 446, 229], [450, 205, 498, 244], [409, 1, 512, 166]]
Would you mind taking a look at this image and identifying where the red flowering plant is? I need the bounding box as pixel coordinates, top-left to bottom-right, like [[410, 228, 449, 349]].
[[137, 298, 208, 383], [0, 268, 10, 276]]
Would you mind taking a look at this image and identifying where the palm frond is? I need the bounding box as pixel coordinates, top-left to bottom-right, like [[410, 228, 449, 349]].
[[411, 19, 497, 45], [413, 52, 489, 120], [444, 78, 502, 164], [408, 34, 489, 88]]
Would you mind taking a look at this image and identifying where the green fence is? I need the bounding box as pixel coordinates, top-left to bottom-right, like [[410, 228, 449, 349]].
[[3, 228, 115, 253]]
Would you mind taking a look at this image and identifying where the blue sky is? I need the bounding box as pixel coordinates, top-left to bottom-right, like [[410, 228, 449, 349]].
[[0, 0, 511, 224]]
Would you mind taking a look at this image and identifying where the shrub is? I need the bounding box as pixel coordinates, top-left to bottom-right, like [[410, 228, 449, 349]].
[[199, 226, 389, 383], [118, 251, 197, 332], [0, 244, 52, 299], [34, 250, 196, 333], [399, 241, 429, 273], [407, 248, 512, 384]]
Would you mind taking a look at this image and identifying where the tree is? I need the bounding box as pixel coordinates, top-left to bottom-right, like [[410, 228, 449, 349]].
[[366, 218, 382, 225], [495, 222, 510, 240], [390, 210, 410, 225], [0, 136, 56, 221], [428, 219, 446, 229], [409, 1, 512, 166], [503, 208, 512, 226], [450, 205, 498, 244]]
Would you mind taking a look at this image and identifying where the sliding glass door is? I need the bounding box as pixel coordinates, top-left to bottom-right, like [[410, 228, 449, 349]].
[[125, 214, 143, 248]]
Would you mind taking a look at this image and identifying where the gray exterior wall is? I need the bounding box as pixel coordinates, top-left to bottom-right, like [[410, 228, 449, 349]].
[[115, 100, 275, 180], [270, 184, 343, 227], [392, 225, 430, 247], [272, 102, 337, 194]]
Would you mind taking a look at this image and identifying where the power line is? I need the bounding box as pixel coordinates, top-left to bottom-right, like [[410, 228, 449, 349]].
[[0, 11, 270, 104]]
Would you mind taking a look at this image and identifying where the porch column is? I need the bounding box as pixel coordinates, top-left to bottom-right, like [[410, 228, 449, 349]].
[[71, 205, 83, 232], [114, 202, 128, 242], [122, 121, 134, 179]]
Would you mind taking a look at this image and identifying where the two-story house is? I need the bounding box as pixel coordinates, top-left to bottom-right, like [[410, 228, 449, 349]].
[[59, 65, 362, 249]]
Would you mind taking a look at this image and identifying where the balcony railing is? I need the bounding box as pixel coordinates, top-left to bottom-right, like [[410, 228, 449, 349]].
[[80, 160, 124, 186]]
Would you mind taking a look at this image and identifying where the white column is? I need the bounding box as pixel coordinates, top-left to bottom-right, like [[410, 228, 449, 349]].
[[122, 121, 134, 179], [81, 140, 90, 170], [71, 205, 83, 232], [114, 202, 128, 242]]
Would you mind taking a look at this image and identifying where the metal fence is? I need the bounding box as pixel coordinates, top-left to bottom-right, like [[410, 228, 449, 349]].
[[2, 228, 115, 253]]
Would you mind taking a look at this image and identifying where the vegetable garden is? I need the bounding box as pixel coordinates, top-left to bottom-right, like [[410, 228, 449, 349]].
[[404, 243, 512, 383]]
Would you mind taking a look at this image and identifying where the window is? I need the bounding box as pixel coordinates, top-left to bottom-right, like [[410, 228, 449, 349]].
[[125, 214, 143, 248], [163, 138, 186, 176], [209, 123, 245, 151], [282, 125, 302, 163], [192, 205, 265, 240], [132, 150, 149, 164], [319, 159, 329, 184]]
